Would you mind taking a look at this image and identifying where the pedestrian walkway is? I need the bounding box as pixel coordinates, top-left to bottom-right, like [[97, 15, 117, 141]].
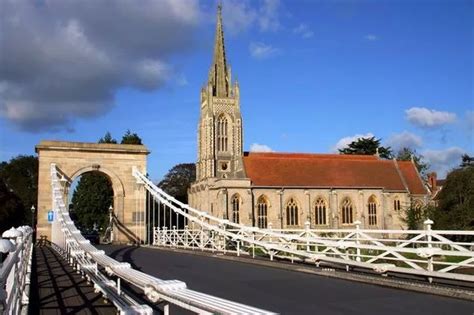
[[29, 245, 116, 315]]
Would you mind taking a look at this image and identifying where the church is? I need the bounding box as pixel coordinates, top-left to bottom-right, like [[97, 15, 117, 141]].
[[188, 5, 429, 230]]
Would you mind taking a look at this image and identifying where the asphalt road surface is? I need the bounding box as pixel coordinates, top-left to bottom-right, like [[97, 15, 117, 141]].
[[101, 245, 473, 315]]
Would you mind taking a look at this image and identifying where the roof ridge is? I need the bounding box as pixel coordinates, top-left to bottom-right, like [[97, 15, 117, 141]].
[[244, 151, 379, 160], [393, 159, 410, 193]]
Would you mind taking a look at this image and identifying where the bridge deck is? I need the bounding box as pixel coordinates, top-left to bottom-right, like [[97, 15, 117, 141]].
[[29, 245, 116, 315], [102, 245, 474, 315]]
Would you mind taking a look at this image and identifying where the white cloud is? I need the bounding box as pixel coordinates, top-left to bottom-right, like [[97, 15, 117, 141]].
[[249, 42, 279, 59], [222, 1, 257, 34], [258, 0, 281, 32], [405, 107, 456, 128], [0, 0, 200, 132], [364, 34, 378, 41], [331, 133, 374, 152], [250, 143, 274, 152], [387, 131, 423, 151], [423, 147, 465, 178], [293, 23, 314, 39], [222, 0, 280, 34]]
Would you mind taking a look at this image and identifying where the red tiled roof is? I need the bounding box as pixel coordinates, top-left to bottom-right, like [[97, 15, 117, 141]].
[[242, 152, 427, 194], [397, 161, 429, 195]]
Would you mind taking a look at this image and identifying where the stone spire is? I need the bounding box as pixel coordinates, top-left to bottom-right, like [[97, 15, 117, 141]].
[[208, 2, 230, 97]]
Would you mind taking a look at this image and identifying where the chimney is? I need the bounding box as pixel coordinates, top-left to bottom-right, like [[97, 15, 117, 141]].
[[428, 172, 437, 192]]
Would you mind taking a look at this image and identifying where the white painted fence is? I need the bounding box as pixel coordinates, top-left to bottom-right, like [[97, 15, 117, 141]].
[[0, 226, 34, 315], [51, 164, 274, 315], [132, 168, 474, 284]]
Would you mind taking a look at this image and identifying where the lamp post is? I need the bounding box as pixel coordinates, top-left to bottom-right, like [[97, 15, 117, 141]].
[[30, 205, 35, 228], [109, 205, 114, 243]]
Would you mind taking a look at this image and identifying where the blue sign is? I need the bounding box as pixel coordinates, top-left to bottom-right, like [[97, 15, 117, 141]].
[[47, 211, 54, 223]]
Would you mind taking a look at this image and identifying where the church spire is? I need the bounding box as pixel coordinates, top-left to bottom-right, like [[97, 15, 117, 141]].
[[208, 2, 230, 97]]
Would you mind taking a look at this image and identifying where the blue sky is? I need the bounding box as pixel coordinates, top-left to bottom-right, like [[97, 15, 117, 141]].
[[1, 0, 472, 181]]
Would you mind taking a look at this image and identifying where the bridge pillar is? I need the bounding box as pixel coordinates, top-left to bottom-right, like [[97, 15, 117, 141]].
[[36, 141, 149, 244]]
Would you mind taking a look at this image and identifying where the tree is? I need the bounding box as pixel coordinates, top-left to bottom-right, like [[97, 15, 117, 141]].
[[0, 155, 38, 225], [396, 147, 430, 177], [402, 203, 434, 230], [158, 163, 196, 204], [432, 165, 473, 232], [461, 154, 474, 168], [121, 129, 143, 145], [339, 136, 393, 159], [70, 172, 113, 232], [98, 131, 117, 144], [0, 178, 25, 232], [70, 134, 118, 233]]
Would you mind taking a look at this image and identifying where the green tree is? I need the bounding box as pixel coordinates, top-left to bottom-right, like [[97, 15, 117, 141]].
[[158, 163, 196, 204], [0, 155, 38, 225], [432, 165, 474, 232], [98, 131, 117, 144], [0, 178, 25, 232], [396, 147, 430, 177], [70, 172, 113, 232], [461, 154, 473, 168], [339, 136, 393, 159], [70, 134, 117, 233], [121, 129, 143, 145], [402, 203, 434, 230], [155, 163, 195, 229]]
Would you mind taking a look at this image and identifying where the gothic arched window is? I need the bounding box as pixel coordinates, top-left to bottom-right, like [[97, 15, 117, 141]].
[[314, 198, 327, 225], [286, 198, 299, 226], [231, 194, 240, 224], [217, 115, 228, 152], [368, 195, 377, 226], [257, 196, 268, 229], [393, 198, 401, 211], [341, 198, 354, 225]]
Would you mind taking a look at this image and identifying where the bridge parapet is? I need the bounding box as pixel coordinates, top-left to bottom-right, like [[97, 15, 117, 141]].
[[132, 168, 474, 284], [0, 226, 34, 315], [50, 163, 274, 314]]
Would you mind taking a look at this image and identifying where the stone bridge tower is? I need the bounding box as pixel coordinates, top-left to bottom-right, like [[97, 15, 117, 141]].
[[196, 3, 245, 181]]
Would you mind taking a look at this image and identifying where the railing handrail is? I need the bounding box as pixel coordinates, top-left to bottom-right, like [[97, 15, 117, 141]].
[[132, 168, 474, 284], [51, 163, 274, 315], [0, 226, 34, 315]]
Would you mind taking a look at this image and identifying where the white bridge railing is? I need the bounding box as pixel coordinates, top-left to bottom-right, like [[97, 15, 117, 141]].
[[0, 226, 34, 315], [132, 168, 474, 284], [51, 164, 273, 315]]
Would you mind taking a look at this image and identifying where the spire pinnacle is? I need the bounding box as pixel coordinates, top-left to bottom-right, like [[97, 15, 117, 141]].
[[208, 1, 230, 97]]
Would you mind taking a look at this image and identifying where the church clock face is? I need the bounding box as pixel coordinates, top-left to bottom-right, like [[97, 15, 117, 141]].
[[220, 161, 229, 171]]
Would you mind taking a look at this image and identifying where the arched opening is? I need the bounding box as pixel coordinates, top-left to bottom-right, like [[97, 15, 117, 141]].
[[341, 197, 354, 225], [286, 197, 299, 226], [231, 194, 240, 224], [217, 114, 229, 152], [314, 197, 327, 225], [393, 197, 401, 211], [367, 195, 377, 226], [68, 171, 114, 244], [256, 195, 268, 229]]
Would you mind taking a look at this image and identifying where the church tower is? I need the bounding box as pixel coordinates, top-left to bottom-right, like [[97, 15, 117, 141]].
[[196, 3, 245, 181]]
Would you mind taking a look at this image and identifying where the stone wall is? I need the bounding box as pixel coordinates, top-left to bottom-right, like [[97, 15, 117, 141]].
[[189, 181, 422, 230]]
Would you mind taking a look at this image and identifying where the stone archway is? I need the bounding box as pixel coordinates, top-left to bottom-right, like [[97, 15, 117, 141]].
[[36, 140, 149, 243]]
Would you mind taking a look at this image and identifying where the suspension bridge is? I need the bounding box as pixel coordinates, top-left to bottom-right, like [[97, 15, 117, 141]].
[[0, 142, 473, 314]]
